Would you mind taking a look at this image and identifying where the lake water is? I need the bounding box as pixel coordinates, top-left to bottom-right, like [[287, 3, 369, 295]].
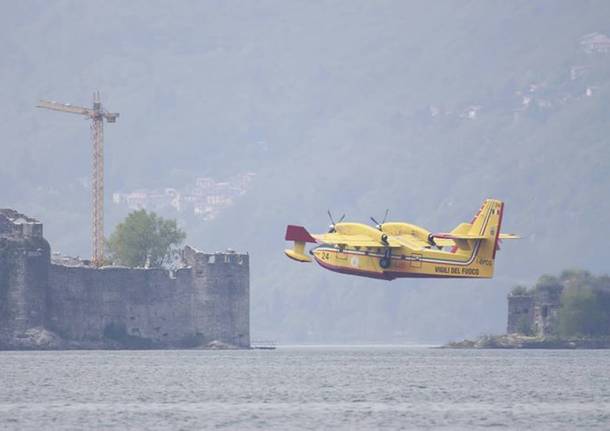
[[1, 347, 609, 430]]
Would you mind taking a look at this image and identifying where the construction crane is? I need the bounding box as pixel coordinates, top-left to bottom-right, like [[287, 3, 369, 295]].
[[37, 91, 119, 267]]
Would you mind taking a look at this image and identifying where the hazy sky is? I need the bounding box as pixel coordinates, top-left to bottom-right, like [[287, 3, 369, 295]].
[[2, 1, 610, 342]]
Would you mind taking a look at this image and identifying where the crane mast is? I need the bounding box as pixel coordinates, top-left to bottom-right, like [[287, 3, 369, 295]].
[[37, 91, 119, 267]]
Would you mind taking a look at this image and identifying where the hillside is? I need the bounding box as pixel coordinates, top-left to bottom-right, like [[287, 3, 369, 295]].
[[1, 1, 610, 342]]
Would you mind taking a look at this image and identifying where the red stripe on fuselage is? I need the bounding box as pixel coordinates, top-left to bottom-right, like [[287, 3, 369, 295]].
[[313, 255, 486, 280], [315, 258, 396, 280]]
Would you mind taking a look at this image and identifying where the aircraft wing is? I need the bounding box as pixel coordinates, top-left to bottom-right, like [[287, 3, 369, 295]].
[[431, 232, 520, 247], [429, 232, 486, 249], [312, 233, 403, 248], [392, 234, 431, 249], [431, 238, 455, 247], [431, 232, 487, 240], [432, 232, 520, 241]]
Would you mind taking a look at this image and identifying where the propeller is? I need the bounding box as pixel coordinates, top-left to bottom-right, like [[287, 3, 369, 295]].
[[327, 210, 345, 233], [370, 209, 390, 230]]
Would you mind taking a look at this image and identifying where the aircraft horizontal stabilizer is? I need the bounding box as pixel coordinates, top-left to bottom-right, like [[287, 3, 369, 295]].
[[284, 225, 315, 263]]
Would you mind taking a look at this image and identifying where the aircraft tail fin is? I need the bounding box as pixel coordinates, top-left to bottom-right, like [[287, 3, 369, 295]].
[[284, 225, 316, 262], [468, 199, 504, 260], [432, 199, 515, 258]]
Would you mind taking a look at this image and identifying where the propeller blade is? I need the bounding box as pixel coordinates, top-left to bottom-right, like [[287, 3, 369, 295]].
[[370, 216, 380, 226], [382, 209, 390, 224], [327, 210, 337, 233], [338, 214, 346, 223]]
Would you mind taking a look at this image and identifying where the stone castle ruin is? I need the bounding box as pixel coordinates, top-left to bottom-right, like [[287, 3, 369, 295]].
[[507, 283, 562, 337], [0, 209, 249, 350]]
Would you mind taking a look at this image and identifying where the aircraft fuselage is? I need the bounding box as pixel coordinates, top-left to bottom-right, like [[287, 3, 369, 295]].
[[311, 244, 494, 280]]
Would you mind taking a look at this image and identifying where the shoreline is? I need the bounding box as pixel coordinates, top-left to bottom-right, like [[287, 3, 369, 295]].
[[444, 334, 610, 349]]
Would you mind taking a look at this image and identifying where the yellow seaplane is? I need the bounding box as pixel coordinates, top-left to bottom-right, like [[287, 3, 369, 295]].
[[284, 199, 518, 280]]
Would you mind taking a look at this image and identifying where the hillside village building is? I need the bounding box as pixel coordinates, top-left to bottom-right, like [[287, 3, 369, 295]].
[[580, 32, 610, 54], [112, 172, 255, 220]]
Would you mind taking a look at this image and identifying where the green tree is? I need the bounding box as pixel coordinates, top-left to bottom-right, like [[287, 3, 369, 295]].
[[107, 210, 186, 268], [534, 274, 562, 291], [559, 269, 593, 287], [558, 286, 610, 337]]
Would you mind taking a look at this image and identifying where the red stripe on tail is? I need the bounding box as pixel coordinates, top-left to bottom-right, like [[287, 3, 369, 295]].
[[493, 202, 504, 259]]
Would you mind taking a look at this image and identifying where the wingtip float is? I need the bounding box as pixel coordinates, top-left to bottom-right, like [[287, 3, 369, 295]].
[[284, 199, 519, 281]]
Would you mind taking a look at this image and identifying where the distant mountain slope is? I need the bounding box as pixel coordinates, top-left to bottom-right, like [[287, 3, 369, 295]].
[[1, 1, 609, 342]]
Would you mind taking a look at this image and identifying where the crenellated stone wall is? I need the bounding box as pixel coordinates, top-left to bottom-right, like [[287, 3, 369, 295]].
[[0, 209, 250, 350], [47, 265, 195, 347]]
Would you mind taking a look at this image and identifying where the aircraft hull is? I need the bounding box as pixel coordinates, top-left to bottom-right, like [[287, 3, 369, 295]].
[[311, 245, 494, 280]]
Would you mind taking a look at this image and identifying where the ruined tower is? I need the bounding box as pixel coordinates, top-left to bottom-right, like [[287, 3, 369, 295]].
[[0, 210, 50, 347], [507, 293, 534, 334], [183, 246, 250, 348]]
